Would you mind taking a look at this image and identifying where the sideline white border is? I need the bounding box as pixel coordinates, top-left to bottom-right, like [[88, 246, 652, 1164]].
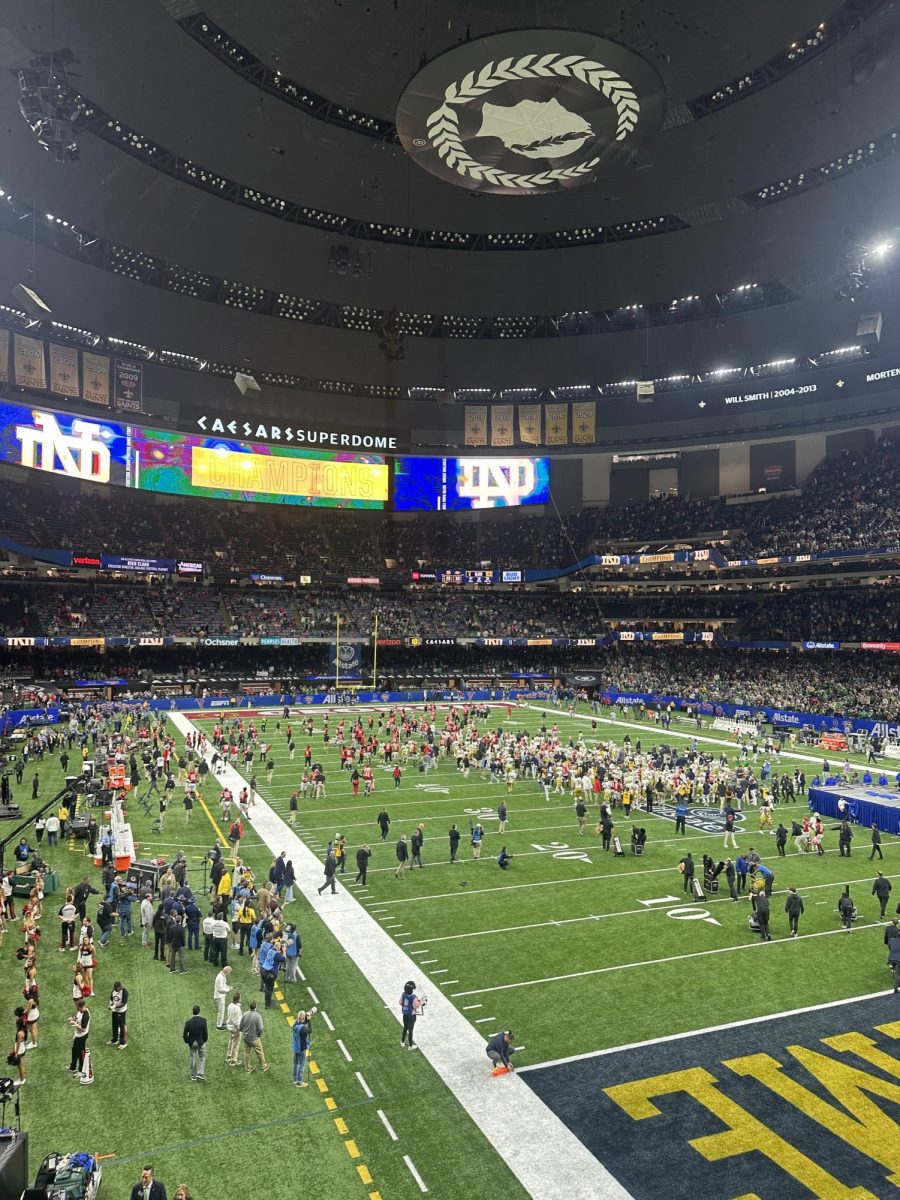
[[172, 712, 635, 1200]]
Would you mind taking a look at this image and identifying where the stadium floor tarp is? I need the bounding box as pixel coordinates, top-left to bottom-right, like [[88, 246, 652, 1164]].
[[808, 782, 900, 833]]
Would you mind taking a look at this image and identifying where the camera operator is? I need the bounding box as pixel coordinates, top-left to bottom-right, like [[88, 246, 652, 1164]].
[[292, 1007, 316, 1087], [399, 980, 423, 1050]]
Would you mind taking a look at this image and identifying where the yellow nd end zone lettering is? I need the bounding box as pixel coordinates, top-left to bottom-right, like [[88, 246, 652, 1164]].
[[724, 1040, 900, 1186], [604, 1066, 881, 1200]]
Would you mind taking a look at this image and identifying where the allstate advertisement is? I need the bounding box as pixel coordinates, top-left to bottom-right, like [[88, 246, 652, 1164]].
[[597, 689, 898, 740]]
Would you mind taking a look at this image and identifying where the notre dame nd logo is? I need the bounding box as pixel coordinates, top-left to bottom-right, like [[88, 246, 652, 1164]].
[[395, 29, 666, 195], [522, 994, 900, 1199]]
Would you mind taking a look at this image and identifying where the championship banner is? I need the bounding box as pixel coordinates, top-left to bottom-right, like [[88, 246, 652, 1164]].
[[49, 343, 80, 398], [0, 329, 8, 383], [464, 405, 487, 446], [518, 403, 541, 445], [13, 334, 47, 390], [544, 402, 568, 445], [572, 400, 596, 444], [491, 404, 514, 447], [82, 353, 110, 405], [114, 359, 143, 412]]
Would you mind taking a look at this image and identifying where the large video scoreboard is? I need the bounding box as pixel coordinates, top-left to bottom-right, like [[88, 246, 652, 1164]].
[[0, 400, 551, 512]]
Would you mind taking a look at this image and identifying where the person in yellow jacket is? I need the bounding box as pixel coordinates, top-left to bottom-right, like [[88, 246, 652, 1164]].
[[334, 835, 347, 875], [236, 900, 256, 957]]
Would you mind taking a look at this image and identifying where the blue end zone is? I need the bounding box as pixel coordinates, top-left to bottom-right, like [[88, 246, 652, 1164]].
[[521, 993, 900, 1200]]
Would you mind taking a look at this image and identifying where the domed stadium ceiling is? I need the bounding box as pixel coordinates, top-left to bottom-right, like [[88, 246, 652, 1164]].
[[0, 0, 897, 394]]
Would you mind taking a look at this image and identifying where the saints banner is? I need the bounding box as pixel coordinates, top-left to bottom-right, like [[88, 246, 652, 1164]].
[[491, 404, 514, 447], [329, 641, 362, 678], [544, 402, 568, 445], [114, 359, 143, 412], [13, 334, 47, 390], [82, 352, 110, 405], [572, 400, 596, 444], [464, 405, 487, 446], [518, 403, 541, 445], [49, 343, 80, 398], [0, 329, 8, 384]]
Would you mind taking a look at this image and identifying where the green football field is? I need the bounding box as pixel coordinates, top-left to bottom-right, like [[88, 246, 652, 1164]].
[[1, 701, 895, 1200]]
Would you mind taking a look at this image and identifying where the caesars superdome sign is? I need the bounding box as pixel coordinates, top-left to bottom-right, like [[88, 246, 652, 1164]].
[[396, 28, 666, 195]]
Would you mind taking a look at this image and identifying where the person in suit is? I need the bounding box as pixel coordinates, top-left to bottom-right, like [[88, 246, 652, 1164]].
[[130, 1165, 167, 1200], [317, 850, 337, 896], [182, 1005, 208, 1082], [354, 844, 372, 885]]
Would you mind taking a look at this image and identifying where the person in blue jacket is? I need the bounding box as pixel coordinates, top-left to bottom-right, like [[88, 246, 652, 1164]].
[[486, 1030, 516, 1074], [674, 801, 688, 835], [753, 861, 774, 896], [497, 847, 511, 870], [399, 980, 421, 1050], [471, 824, 484, 861], [292, 1009, 313, 1086], [735, 853, 749, 894], [284, 925, 302, 984]]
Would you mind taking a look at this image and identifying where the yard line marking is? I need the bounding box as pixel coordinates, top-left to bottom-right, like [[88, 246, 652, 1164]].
[[371, 858, 890, 908], [399, 873, 900, 945], [431, 968, 448, 975], [403, 1156, 429, 1194], [451, 921, 886, 998], [419, 958, 439, 965], [442, 980, 460, 984], [307, 987, 320, 1004], [462, 1004, 483, 1010], [320, 1011, 335, 1032], [297, 968, 306, 981], [337, 1039, 353, 1063], [520, 989, 897, 1072], [475, 1016, 497, 1024], [377, 1109, 398, 1141], [356, 1071, 374, 1099]]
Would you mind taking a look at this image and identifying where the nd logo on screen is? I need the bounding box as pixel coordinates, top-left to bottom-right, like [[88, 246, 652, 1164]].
[[15, 410, 112, 483], [457, 458, 537, 508]]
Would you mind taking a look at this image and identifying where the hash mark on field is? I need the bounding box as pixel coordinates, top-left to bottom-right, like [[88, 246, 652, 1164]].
[[307, 987, 320, 1004], [462, 1004, 482, 1010], [377, 1109, 398, 1141], [404, 1155, 429, 1193], [356, 1071, 374, 1098], [431, 968, 448, 975], [337, 1038, 353, 1062], [321, 1011, 335, 1032], [419, 958, 438, 964]]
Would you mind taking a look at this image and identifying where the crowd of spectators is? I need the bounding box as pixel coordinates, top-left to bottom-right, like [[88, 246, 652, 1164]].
[[1, 440, 897, 574], [2, 581, 897, 643], [598, 647, 900, 722], [0, 643, 897, 721]]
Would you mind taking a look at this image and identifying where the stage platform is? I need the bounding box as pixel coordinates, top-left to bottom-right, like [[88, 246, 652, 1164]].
[[808, 780, 900, 834]]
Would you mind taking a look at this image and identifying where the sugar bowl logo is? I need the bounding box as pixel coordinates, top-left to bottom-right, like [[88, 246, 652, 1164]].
[[396, 29, 665, 195]]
